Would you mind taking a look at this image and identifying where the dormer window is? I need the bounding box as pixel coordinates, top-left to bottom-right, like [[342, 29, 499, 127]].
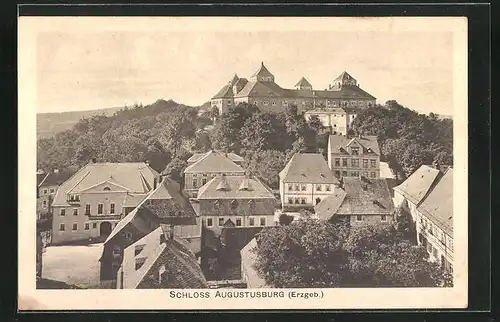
[[103, 186, 111, 191], [351, 147, 359, 155]]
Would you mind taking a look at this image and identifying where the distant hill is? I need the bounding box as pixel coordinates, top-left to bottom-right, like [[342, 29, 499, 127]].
[[36, 99, 207, 139]]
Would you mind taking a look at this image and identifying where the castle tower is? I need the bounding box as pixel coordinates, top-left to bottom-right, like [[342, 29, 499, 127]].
[[294, 77, 313, 91], [250, 62, 275, 83], [330, 71, 357, 89]]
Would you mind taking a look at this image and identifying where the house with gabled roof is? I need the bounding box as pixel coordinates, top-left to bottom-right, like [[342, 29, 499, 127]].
[[99, 176, 199, 288], [327, 134, 381, 180], [315, 176, 395, 226], [183, 150, 246, 198], [51, 162, 159, 245], [211, 62, 376, 115], [279, 153, 339, 212], [116, 225, 208, 289]]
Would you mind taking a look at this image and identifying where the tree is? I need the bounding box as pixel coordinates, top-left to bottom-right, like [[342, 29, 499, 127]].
[[307, 115, 324, 134], [394, 205, 416, 243], [243, 150, 288, 189], [253, 219, 350, 288], [240, 113, 277, 152], [161, 158, 187, 184]]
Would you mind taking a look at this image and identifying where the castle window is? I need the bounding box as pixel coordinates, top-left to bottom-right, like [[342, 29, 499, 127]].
[[301, 184, 306, 191], [301, 198, 306, 204], [272, 101, 277, 106], [288, 198, 293, 204]]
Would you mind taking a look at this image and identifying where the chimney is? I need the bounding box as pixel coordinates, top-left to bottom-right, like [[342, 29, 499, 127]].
[[432, 160, 440, 170], [358, 133, 362, 139], [53, 168, 59, 174], [153, 177, 157, 189], [91, 158, 97, 163], [145, 160, 150, 166]]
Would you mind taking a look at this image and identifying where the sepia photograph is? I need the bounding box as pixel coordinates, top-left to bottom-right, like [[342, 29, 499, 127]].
[[18, 15, 468, 310]]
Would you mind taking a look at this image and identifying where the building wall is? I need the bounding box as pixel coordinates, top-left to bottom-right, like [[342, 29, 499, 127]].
[[184, 171, 246, 198], [415, 209, 454, 274], [346, 213, 394, 226], [328, 153, 380, 179], [280, 182, 336, 208], [51, 191, 134, 244]]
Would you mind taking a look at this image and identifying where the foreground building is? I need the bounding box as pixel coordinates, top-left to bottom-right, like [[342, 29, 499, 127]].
[[100, 177, 199, 288], [37, 169, 74, 221], [279, 153, 339, 211], [116, 225, 208, 289], [196, 174, 277, 236], [211, 62, 376, 115], [183, 150, 246, 198], [327, 134, 381, 179], [51, 162, 159, 245], [315, 177, 395, 225]]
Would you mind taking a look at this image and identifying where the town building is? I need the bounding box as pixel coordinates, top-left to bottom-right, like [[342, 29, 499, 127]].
[[211, 62, 376, 115], [393, 164, 443, 222], [116, 225, 208, 289], [100, 177, 199, 288], [327, 134, 381, 179], [240, 237, 268, 288], [37, 168, 74, 221], [279, 153, 339, 211], [196, 174, 277, 237], [304, 107, 357, 135], [50, 162, 159, 245], [183, 150, 246, 198], [315, 176, 395, 225]]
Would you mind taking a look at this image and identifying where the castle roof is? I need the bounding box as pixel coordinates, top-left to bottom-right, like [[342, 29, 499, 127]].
[[211, 84, 234, 99], [230, 74, 239, 85], [295, 77, 312, 88], [251, 62, 274, 78], [334, 71, 355, 82]]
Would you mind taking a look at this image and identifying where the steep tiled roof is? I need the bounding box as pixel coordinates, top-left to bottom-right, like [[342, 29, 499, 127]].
[[328, 135, 381, 156], [314, 86, 376, 100], [52, 162, 158, 206], [295, 77, 312, 88], [230, 74, 239, 85], [234, 81, 282, 98], [187, 151, 244, 164], [240, 238, 267, 288], [184, 150, 246, 174], [333, 71, 355, 82], [39, 170, 75, 188], [316, 177, 394, 219], [417, 168, 453, 236], [251, 62, 274, 78], [279, 153, 338, 184], [122, 226, 208, 289], [212, 84, 234, 99], [197, 175, 275, 200], [393, 165, 441, 206], [37, 173, 49, 187]]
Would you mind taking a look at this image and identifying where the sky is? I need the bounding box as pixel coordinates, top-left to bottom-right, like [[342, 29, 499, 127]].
[[28, 17, 461, 116]]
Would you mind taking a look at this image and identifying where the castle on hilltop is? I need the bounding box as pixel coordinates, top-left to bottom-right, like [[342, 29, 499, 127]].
[[210, 62, 376, 116]]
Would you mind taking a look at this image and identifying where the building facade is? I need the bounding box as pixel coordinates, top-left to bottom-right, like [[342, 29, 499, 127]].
[[304, 108, 357, 135], [211, 62, 376, 115], [50, 162, 158, 245], [327, 134, 381, 179], [315, 177, 395, 226], [196, 174, 277, 237], [37, 169, 74, 221], [183, 150, 246, 198], [279, 153, 339, 211]]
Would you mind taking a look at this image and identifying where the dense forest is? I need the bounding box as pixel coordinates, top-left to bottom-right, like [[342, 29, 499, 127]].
[[37, 99, 452, 188]]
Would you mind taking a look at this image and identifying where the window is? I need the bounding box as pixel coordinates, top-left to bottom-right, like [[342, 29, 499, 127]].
[[97, 204, 103, 214], [249, 217, 255, 226], [260, 217, 266, 226], [59, 223, 65, 231], [427, 243, 432, 254], [294, 198, 300, 204], [288, 198, 293, 204], [335, 158, 340, 167], [85, 204, 91, 215], [60, 208, 66, 216], [202, 178, 207, 185], [85, 223, 90, 230], [315, 198, 321, 205], [124, 232, 133, 239], [316, 184, 322, 191], [42, 200, 47, 208], [356, 215, 363, 222], [301, 198, 306, 204], [370, 160, 376, 168], [381, 215, 387, 222], [301, 184, 306, 191], [363, 172, 368, 177], [334, 171, 340, 178], [43, 189, 48, 195], [192, 179, 197, 188], [288, 184, 293, 191], [218, 218, 224, 226], [71, 208, 78, 216], [50, 188, 55, 194], [370, 172, 377, 178], [363, 159, 368, 168], [236, 218, 242, 227], [432, 247, 438, 259], [342, 171, 348, 177], [351, 159, 359, 167], [294, 184, 299, 191], [272, 101, 277, 106], [351, 147, 359, 155], [110, 203, 115, 214], [92, 223, 97, 229], [325, 185, 331, 192], [351, 171, 359, 177], [206, 217, 213, 227], [192, 192, 198, 198], [72, 223, 78, 231], [264, 101, 269, 106]]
